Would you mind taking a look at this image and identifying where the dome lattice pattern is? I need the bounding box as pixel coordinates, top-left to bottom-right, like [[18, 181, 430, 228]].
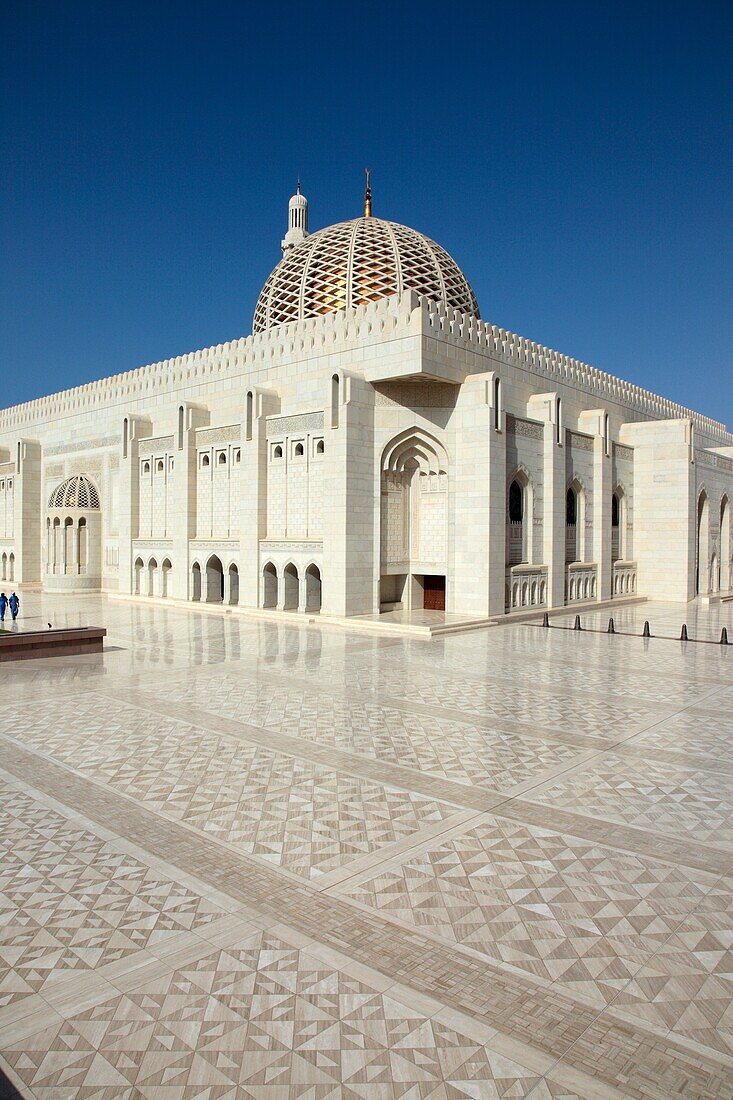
[[48, 475, 100, 510], [253, 217, 479, 333]]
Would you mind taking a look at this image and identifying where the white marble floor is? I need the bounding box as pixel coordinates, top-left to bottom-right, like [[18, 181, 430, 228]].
[[0, 592, 731, 1098]]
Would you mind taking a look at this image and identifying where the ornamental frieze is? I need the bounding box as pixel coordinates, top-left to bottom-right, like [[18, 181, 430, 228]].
[[196, 424, 241, 446], [266, 412, 323, 437]]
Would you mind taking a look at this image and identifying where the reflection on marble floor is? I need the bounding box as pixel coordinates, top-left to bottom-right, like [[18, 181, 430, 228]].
[[1, 592, 732, 1099]]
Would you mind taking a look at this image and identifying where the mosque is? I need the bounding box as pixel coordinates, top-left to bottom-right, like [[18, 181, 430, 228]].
[[0, 177, 731, 619]]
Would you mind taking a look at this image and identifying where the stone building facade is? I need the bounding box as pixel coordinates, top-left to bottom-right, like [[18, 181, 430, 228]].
[[1, 186, 731, 616]]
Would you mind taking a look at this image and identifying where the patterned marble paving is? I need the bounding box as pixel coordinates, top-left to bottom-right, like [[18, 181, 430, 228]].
[[341, 814, 715, 1008], [1, 591, 732, 1100], [0, 782, 226, 1010], [143, 675, 584, 791], [528, 752, 733, 848], [7, 695, 457, 880], [2, 931, 542, 1099]]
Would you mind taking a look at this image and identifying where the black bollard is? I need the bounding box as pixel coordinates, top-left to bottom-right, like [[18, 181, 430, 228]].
[[721, 627, 729, 646], [542, 611, 549, 628], [574, 614, 582, 631], [642, 620, 651, 638], [680, 623, 688, 641], [607, 617, 616, 634]]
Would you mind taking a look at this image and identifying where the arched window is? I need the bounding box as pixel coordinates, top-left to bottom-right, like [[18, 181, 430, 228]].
[[273, 444, 283, 460], [316, 439, 324, 455], [509, 480, 523, 522], [611, 493, 620, 528], [246, 390, 254, 440], [201, 453, 210, 468], [331, 374, 340, 429], [493, 377, 501, 431], [294, 442, 304, 457], [234, 449, 241, 463], [566, 486, 578, 564], [604, 413, 610, 456], [218, 452, 227, 465], [157, 460, 164, 472], [566, 487, 577, 526], [178, 405, 184, 450], [142, 461, 151, 475], [556, 398, 563, 445], [78, 517, 88, 570]]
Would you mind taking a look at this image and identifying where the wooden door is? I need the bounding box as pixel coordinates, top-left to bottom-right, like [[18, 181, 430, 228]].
[[423, 575, 446, 611]]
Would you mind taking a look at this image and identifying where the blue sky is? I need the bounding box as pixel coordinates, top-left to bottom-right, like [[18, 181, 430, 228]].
[[1, 1, 731, 426]]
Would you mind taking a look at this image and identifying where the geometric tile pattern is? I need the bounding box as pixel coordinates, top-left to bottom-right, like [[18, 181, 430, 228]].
[[147, 676, 582, 790], [2, 932, 541, 1099], [8, 696, 456, 880], [344, 815, 714, 1007], [0, 782, 225, 1010], [1, 592, 732, 1099], [611, 878, 733, 1057], [529, 753, 733, 847]]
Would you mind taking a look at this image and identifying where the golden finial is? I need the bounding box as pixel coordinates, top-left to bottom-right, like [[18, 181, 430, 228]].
[[364, 168, 372, 217]]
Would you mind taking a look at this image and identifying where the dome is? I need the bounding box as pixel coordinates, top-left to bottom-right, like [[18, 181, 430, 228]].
[[253, 216, 480, 333], [48, 475, 100, 510]]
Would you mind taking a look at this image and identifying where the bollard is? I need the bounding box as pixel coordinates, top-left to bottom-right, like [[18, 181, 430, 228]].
[[607, 617, 616, 634], [680, 623, 688, 641], [642, 620, 651, 638], [574, 614, 582, 631], [542, 611, 549, 628], [721, 627, 729, 646]]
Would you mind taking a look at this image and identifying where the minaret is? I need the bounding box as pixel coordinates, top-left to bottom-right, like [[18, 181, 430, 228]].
[[281, 180, 309, 255]]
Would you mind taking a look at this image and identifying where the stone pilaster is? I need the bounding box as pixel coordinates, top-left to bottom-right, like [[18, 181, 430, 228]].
[[239, 389, 278, 608], [118, 415, 152, 596], [529, 393, 565, 608], [169, 403, 209, 600], [579, 410, 612, 599], [13, 440, 42, 585]]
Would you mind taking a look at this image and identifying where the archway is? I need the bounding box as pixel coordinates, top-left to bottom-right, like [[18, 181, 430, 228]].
[[161, 559, 172, 598], [305, 564, 321, 612], [78, 517, 88, 571], [283, 563, 299, 610], [380, 428, 449, 606], [262, 562, 278, 608], [206, 555, 224, 603], [1, 552, 5, 581], [696, 490, 710, 594], [565, 487, 578, 563], [228, 563, 239, 606], [7, 553, 13, 582], [134, 557, 144, 595], [191, 562, 202, 601], [148, 557, 158, 598]]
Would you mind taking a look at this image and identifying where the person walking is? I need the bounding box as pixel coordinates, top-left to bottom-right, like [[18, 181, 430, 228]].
[[9, 592, 19, 621], [0, 592, 6, 623]]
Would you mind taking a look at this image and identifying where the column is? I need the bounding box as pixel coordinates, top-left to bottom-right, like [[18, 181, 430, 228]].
[[169, 402, 209, 600], [528, 393, 566, 609], [118, 414, 152, 595], [579, 410, 612, 600], [239, 388, 278, 609]]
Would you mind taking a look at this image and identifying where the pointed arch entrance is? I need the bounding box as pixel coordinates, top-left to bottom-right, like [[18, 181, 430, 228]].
[[380, 428, 449, 612]]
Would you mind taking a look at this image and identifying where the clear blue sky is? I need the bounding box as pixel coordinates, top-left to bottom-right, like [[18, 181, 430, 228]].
[[2, 1, 731, 426]]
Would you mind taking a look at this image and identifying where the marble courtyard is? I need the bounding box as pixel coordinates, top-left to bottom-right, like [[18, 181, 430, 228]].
[[0, 592, 732, 1098]]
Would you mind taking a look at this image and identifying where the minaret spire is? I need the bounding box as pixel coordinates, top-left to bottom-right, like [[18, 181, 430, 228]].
[[364, 168, 372, 217], [281, 179, 309, 255]]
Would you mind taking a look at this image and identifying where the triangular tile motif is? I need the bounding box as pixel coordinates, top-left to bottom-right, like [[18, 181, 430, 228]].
[[346, 815, 714, 1008], [8, 697, 455, 881], [0, 782, 225, 1009], [2, 932, 539, 1097]]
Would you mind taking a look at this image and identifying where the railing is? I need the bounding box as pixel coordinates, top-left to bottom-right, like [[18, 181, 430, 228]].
[[506, 522, 524, 566], [566, 563, 597, 602], [612, 560, 637, 595], [506, 565, 548, 611]]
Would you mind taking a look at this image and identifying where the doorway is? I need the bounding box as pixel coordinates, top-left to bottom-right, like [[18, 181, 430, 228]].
[[423, 575, 446, 611]]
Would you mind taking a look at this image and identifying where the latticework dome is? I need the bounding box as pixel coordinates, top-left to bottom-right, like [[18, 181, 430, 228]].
[[253, 217, 479, 333], [48, 475, 100, 510]]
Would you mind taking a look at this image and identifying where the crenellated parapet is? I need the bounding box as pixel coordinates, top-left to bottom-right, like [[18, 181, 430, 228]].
[[0, 291, 730, 444]]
